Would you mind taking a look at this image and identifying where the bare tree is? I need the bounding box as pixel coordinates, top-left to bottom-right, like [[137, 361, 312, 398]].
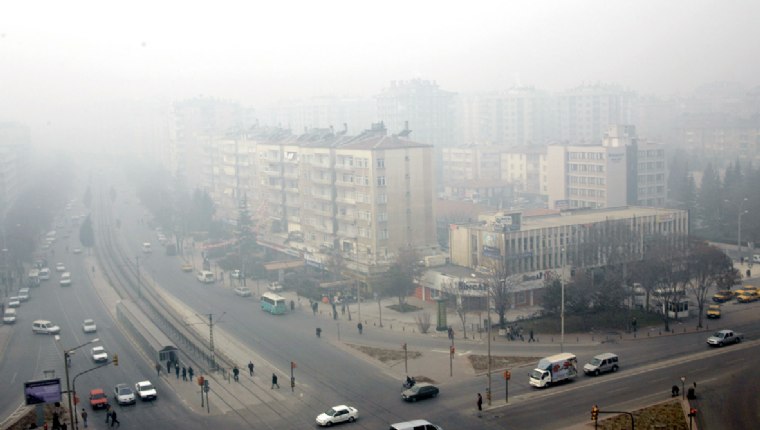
[[383, 246, 424, 307], [647, 234, 690, 332], [415, 311, 432, 334], [686, 240, 736, 328], [481, 258, 522, 329]]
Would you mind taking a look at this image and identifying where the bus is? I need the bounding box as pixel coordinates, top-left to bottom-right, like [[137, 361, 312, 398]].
[[260, 292, 287, 315]]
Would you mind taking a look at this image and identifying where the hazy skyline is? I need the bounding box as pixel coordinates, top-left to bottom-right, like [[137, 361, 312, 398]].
[[2, 1, 759, 147]]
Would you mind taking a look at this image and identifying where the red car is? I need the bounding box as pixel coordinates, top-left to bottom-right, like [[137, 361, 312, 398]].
[[89, 388, 109, 409]]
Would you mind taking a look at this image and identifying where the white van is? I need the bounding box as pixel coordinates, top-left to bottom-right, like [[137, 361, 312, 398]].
[[3, 308, 17, 324], [196, 271, 215, 284], [583, 352, 619, 376], [389, 420, 442, 430], [32, 320, 61, 334]]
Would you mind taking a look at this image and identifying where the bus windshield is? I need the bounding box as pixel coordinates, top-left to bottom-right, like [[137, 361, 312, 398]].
[[260, 292, 287, 315]]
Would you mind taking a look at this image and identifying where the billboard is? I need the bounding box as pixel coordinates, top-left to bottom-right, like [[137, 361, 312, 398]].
[[24, 378, 62, 405]]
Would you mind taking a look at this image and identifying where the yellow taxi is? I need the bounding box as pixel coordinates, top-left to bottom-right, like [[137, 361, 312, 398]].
[[737, 290, 759, 303], [712, 290, 735, 303], [706, 304, 721, 319]]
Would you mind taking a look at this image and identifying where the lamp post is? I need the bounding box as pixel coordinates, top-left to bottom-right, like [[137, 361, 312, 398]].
[[727, 198, 748, 255], [486, 280, 492, 406], [56, 336, 99, 429]]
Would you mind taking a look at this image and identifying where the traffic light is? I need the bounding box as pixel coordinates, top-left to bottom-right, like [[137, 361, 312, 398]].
[[591, 405, 599, 421], [291, 361, 297, 369], [450, 345, 455, 354], [112, 354, 119, 366], [198, 376, 205, 386]]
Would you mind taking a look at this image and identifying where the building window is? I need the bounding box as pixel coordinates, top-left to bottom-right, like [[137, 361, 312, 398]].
[[377, 176, 386, 187], [377, 193, 387, 203], [379, 229, 389, 240], [377, 158, 385, 168]]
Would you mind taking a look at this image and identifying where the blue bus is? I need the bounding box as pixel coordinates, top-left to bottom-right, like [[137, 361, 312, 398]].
[[260, 292, 287, 315]]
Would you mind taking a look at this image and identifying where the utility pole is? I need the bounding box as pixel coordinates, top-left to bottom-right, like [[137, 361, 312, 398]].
[[487, 280, 492, 406], [136, 256, 141, 299], [208, 314, 215, 371]]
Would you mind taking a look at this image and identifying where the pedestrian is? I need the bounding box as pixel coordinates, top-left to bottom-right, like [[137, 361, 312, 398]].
[[528, 329, 535, 342], [248, 361, 254, 376], [175, 362, 180, 379], [357, 322, 363, 334], [110, 410, 120, 427], [166, 360, 172, 374], [188, 366, 194, 382], [477, 393, 483, 411], [233, 366, 240, 382], [52, 412, 61, 430], [290, 300, 295, 311], [341, 302, 346, 315], [105, 405, 112, 424], [155, 362, 161, 377], [182, 366, 187, 381], [81, 409, 88, 428], [271, 373, 280, 389]]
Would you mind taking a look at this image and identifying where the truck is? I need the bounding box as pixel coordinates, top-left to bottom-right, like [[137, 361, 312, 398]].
[[706, 329, 744, 347], [529, 352, 578, 388]]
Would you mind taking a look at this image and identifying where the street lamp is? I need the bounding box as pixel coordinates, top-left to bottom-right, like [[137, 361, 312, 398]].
[[727, 198, 749, 255], [55, 336, 99, 429]]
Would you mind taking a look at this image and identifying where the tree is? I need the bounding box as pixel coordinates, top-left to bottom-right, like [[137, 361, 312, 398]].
[[79, 215, 95, 250], [696, 163, 722, 233], [482, 258, 522, 329], [686, 240, 736, 329], [383, 246, 423, 306], [647, 235, 690, 332]]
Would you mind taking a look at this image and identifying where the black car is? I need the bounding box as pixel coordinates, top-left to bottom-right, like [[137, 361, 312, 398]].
[[401, 383, 439, 402]]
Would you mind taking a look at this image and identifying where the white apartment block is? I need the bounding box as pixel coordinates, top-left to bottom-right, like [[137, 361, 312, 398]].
[[546, 125, 666, 210], [556, 84, 637, 144], [500, 146, 548, 195], [255, 125, 437, 277], [441, 145, 503, 184], [257, 96, 376, 136], [0, 124, 31, 222]]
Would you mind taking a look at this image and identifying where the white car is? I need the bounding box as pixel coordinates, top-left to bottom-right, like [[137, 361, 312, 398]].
[[72, 248, 82, 254], [316, 405, 359, 426], [91, 346, 108, 362], [55, 263, 66, 272], [113, 384, 136, 405], [59, 272, 72, 286], [135, 380, 157, 401], [230, 269, 242, 279], [7, 297, 21, 308], [82, 319, 97, 333], [18, 288, 30, 302], [234, 286, 252, 297], [39, 268, 51, 280]]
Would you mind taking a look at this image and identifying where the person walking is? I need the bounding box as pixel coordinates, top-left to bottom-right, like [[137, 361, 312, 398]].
[[182, 366, 187, 381], [155, 362, 161, 377], [271, 373, 280, 389], [528, 329, 535, 343], [110, 410, 120, 427], [477, 393, 483, 411], [188, 366, 194, 382], [248, 361, 254, 376], [175, 362, 180, 379], [105, 405, 112, 424], [81, 409, 88, 428], [166, 360, 172, 374], [233, 366, 240, 382], [357, 322, 363, 334]]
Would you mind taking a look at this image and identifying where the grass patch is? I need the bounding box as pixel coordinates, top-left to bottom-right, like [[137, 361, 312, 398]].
[[387, 302, 423, 313], [515, 309, 666, 334], [346, 343, 422, 363], [467, 354, 539, 373], [599, 400, 688, 429]]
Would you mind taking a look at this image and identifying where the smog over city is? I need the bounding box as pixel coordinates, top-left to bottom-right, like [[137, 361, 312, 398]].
[[2, 1, 760, 429]]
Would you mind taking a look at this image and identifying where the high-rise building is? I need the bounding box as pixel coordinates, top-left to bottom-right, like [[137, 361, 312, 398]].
[[546, 125, 666, 209], [0, 123, 31, 222], [556, 84, 637, 144], [254, 124, 437, 277], [257, 96, 376, 136], [376, 79, 456, 147]]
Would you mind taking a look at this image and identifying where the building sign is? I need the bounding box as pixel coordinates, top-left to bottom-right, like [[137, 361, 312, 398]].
[[482, 233, 501, 257], [24, 378, 62, 405], [555, 200, 570, 210], [608, 153, 625, 163]]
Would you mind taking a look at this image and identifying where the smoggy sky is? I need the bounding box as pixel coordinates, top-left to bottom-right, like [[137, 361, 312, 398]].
[[2, 0, 759, 145]]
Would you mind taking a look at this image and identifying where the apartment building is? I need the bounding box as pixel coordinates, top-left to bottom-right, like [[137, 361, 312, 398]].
[[556, 84, 637, 144], [0, 123, 31, 222], [257, 96, 376, 136], [546, 125, 666, 209], [255, 125, 437, 277], [500, 146, 548, 195]]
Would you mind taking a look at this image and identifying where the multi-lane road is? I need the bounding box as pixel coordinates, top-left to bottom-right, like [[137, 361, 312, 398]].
[[2, 171, 759, 429]]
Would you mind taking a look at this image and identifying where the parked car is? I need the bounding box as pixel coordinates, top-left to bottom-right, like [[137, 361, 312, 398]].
[[7, 297, 21, 308], [82, 319, 97, 333], [135, 380, 157, 401], [3, 308, 17, 324], [401, 383, 439, 402], [113, 384, 136, 405], [234, 286, 252, 297], [316, 405, 359, 426], [89, 388, 109, 409], [91, 346, 109, 362]]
